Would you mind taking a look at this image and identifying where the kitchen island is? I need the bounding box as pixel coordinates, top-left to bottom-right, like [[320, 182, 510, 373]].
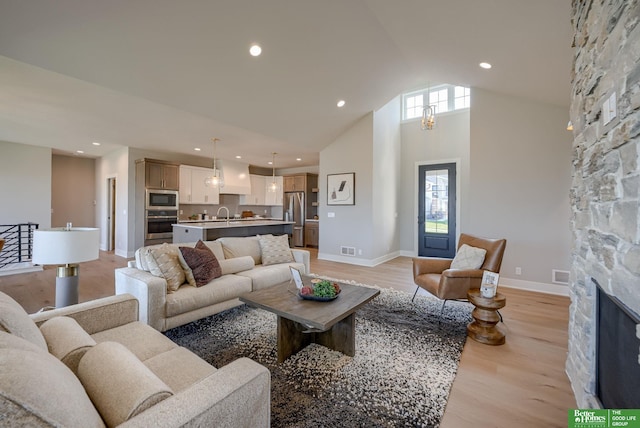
[[173, 220, 295, 243]]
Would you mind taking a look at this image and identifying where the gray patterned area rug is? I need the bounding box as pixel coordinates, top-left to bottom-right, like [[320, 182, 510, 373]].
[[165, 282, 471, 427]]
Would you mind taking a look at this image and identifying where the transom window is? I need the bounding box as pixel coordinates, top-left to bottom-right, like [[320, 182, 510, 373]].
[[402, 84, 470, 120]]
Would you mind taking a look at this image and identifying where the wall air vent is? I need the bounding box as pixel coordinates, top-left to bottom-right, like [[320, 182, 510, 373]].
[[552, 269, 570, 285], [340, 246, 356, 256]]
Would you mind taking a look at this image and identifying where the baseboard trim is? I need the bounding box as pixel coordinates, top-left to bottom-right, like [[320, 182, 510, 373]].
[[317, 251, 401, 267], [0, 263, 43, 277], [500, 277, 569, 296]]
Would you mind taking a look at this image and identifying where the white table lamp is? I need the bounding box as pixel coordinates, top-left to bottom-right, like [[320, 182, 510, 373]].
[[32, 225, 99, 307]]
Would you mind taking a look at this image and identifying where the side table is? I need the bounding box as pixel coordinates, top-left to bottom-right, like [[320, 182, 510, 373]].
[[467, 289, 506, 345]]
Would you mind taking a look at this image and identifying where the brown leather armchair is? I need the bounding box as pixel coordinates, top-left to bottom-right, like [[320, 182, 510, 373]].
[[412, 233, 507, 310]]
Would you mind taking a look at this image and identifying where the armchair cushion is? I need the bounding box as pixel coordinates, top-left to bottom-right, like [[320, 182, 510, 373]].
[[39, 316, 96, 374], [0, 291, 47, 351], [78, 341, 173, 427], [0, 331, 106, 428], [450, 244, 486, 270]]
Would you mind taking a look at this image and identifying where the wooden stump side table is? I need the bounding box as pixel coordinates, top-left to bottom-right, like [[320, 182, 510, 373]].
[[467, 289, 506, 345]]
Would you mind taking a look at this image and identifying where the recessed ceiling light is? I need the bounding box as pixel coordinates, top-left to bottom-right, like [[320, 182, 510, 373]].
[[194, 147, 201, 151], [337, 100, 346, 108], [479, 62, 492, 69], [249, 44, 262, 57], [92, 142, 100, 146], [235, 155, 242, 159], [76, 150, 84, 154], [268, 161, 273, 165], [296, 158, 302, 161]]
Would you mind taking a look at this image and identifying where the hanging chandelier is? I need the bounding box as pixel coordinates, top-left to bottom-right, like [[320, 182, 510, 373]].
[[268, 152, 277, 192], [204, 138, 224, 188], [421, 105, 436, 130]]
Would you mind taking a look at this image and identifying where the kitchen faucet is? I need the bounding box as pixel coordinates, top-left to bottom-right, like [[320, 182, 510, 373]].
[[216, 206, 230, 225]]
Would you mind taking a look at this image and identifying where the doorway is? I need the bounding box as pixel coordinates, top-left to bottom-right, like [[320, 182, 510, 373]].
[[417, 163, 457, 257], [107, 177, 116, 251]]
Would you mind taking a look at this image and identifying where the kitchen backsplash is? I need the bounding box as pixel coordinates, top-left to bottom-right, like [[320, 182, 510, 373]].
[[178, 194, 281, 220]]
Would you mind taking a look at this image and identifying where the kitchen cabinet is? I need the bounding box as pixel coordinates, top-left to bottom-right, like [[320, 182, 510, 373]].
[[179, 165, 219, 205], [240, 175, 267, 205], [264, 175, 283, 206], [304, 221, 319, 247], [145, 160, 179, 190], [283, 175, 307, 192], [240, 175, 283, 206]]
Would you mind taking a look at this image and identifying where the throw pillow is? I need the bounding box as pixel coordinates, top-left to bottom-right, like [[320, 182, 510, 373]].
[[0, 291, 48, 352], [258, 234, 294, 266], [39, 316, 96, 374], [178, 240, 222, 287], [450, 244, 487, 270], [146, 243, 185, 293]]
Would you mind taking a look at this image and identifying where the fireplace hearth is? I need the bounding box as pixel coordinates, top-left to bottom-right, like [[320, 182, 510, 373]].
[[595, 279, 640, 409]]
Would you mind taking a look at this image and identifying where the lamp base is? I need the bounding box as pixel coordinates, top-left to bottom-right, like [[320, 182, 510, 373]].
[[55, 264, 79, 307]]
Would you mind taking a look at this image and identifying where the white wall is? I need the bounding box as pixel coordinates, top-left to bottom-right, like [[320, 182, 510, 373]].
[[399, 110, 471, 254], [0, 141, 51, 228], [95, 147, 131, 257], [319, 113, 374, 263], [469, 88, 572, 287], [372, 96, 402, 259]]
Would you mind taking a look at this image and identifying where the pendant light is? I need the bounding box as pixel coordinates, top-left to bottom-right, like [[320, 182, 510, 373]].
[[268, 152, 278, 192], [421, 105, 436, 130], [205, 138, 224, 188]]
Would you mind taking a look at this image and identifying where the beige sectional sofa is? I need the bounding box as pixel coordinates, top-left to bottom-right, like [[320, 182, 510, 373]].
[[115, 235, 310, 332], [0, 291, 270, 427]]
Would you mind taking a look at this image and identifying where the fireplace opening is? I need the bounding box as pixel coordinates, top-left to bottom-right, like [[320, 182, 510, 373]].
[[594, 278, 640, 409]]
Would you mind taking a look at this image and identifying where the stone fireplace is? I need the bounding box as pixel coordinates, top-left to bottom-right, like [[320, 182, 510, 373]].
[[567, 0, 640, 408]]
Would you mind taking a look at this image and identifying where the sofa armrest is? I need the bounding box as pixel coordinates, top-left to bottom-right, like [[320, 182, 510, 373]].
[[120, 357, 270, 428], [29, 294, 139, 334], [115, 267, 168, 332], [291, 249, 310, 273]]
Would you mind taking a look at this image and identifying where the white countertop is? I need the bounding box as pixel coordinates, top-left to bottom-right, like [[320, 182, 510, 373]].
[[174, 220, 294, 229]]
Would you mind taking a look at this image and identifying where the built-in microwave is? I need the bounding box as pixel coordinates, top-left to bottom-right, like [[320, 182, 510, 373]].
[[146, 189, 179, 210]]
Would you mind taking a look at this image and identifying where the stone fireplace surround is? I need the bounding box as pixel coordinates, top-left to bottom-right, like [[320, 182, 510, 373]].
[[567, 1, 640, 408]]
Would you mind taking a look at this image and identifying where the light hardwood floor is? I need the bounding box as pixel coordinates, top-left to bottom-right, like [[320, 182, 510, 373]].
[[0, 249, 576, 427]]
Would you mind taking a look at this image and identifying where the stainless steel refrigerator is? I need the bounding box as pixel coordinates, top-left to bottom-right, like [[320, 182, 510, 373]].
[[284, 192, 305, 247]]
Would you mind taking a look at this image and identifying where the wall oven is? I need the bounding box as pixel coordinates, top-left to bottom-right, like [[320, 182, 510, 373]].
[[146, 189, 179, 210], [145, 209, 178, 241]]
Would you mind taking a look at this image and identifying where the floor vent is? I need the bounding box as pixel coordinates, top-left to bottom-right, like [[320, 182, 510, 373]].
[[552, 269, 570, 285], [340, 246, 356, 256]]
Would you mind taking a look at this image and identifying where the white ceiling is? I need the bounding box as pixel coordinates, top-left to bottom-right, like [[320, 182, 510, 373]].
[[0, 0, 572, 168]]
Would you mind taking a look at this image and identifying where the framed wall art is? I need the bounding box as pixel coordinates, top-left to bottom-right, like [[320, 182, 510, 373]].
[[327, 173, 355, 205]]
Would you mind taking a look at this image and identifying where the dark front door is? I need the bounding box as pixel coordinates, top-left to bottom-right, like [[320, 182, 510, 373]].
[[418, 163, 457, 257]]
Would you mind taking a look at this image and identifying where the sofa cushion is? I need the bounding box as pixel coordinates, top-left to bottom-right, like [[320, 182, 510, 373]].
[[91, 321, 178, 362], [258, 234, 294, 266], [218, 235, 265, 265], [450, 244, 487, 270], [0, 331, 106, 427], [178, 240, 222, 287], [236, 262, 307, 291], [145, 243, 186, 293], [0, 291, 47, 351], [165, 274, 252, 318], [39, 316, 96, 374], [143, 346, 217, 393], [78, 341, 173, 427], [219, 255, 255, 275]]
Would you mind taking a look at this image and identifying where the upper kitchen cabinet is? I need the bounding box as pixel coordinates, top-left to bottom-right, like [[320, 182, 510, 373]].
[[240, 174, 267, 205], [144, 159, 179, 190], [283, 175, 307, 192], [179, 165, 219, 205], [264, 175, 284, 206]]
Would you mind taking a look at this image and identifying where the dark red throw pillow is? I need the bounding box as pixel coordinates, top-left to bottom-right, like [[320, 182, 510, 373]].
[[179, 240, 222, 287]]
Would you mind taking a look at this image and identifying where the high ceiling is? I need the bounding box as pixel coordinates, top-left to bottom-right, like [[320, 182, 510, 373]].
[[0, 0, 572, 168]]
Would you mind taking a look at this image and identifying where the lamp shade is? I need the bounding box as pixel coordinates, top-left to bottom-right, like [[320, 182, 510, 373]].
[[33, 227, 100, 265]]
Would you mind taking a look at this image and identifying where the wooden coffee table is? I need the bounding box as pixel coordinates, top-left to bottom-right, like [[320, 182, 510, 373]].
[[239, 277, 379, 362]]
